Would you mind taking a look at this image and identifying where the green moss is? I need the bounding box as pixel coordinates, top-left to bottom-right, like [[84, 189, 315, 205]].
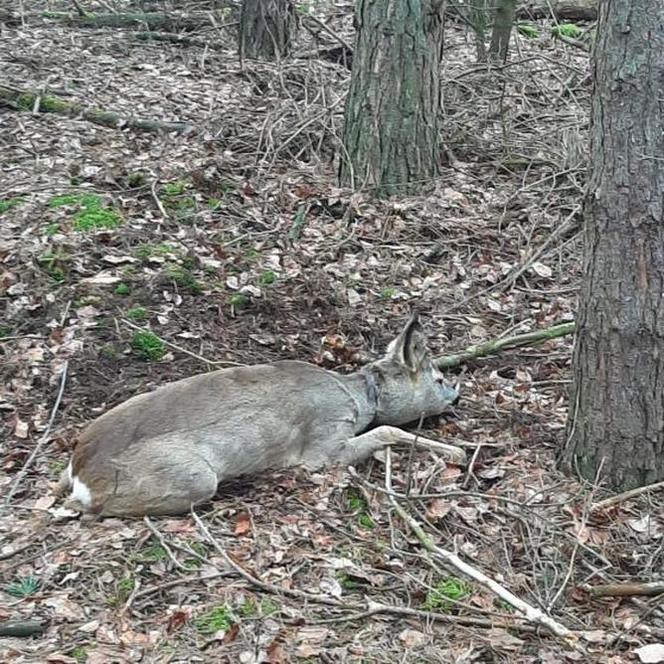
[[517, 23, 539, 39], [127, 306, 148, 321], [162, 180, 188, 196], [131, 331, 165, 361], [195, 605, 234, 635], [260, 597, 279, 616], [45, 222, 60, 236], [0, 197, 24, 214], [127, 171, 147, 188], [259, 271, 276, 285], [423, 578, 472, 612], [69, 646, 88, 663], [379, 287, 395, 299], [73, 206, 121, 232], [140, 542, 167, 562], [48, 193, 121, 232], [229, 294, 248, 309], [48, 193, 100, 208], [114, 283, 130, 296], [551, 23, 583, 39], [16, 93, 35, 110], [41, 95, 70, 113], [166, 265, 202, 294]]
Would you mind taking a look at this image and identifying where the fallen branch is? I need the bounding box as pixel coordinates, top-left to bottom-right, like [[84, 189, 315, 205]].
[[435, 321, 575, 369], [383, 447, 579, 644], [582, 582, 664, 599], [43, 10, 233, 33], [516, 1, 597, 21], [0, 619, 46, 637], [0, 85, 192, 134], [5, 361, 68, 505], [590, 479, 664, 513]]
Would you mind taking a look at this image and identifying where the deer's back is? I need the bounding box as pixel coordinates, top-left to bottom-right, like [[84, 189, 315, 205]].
[[71, 360, 360, 479]]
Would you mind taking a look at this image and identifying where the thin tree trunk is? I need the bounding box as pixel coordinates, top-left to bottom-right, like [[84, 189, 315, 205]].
[[561, 1, 664, 490], [489, 0, 517, 62], [339, 0, 445, 197], [238, 0, 296, 61]]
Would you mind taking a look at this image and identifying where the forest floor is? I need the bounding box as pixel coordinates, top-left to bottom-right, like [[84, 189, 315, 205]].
[[1, 2, 662, 663]]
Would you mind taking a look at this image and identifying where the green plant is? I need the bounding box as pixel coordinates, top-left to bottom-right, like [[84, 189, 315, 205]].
[[73, 206, 121, 232], [259, 271, 276, 285], [38, 250, 68, 283], [131, 331, 165, 361], [166, 265, 202, 294], [0, 197, 24, 214], [338, 573, 360, 591], [423, 578, 472, 612], [127, 306, 148, 321], [115, 283, 130, 296], [517, 23, 539, 38], [229, 294, 248, 309], [551, 23, 583, 39], [207, 197, 221, 210], [127, 171, 147, 188], [379, 287, 395, 299], [239, 597, 257, 617], [260, 597, 279, 616], [140, 542, 167, 562], [195, 605, 234, 635], [45, 222, 60, 236], [69, 646, 88, 663], [48, 193, 121, 232], [162, 180, 188, 197], [346, 489, 374, 529], [0, 326, 12, 339], [6, 576, 40, 597]]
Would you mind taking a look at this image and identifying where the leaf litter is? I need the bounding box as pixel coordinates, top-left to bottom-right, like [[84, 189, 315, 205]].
[[0, 1, 662, 663]]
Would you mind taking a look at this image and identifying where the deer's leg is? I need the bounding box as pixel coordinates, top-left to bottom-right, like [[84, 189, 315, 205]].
[[341, 425, 466, 466]]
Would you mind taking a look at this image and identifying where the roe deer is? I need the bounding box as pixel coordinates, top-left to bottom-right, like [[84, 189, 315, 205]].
[[57, 314, 464, 516]]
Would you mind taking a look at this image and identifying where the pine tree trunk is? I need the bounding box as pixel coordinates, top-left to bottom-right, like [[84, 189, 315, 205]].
[[339, 0, 445, 197], [239, 0, 296, 61], [561, 1, 664, 490], [488, 0, 516, 62]]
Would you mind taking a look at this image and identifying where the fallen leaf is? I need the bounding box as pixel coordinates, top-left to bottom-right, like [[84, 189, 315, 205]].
[[635, 644, 664, 663], [234, 512, 252, 536], [14, 417, 29, 438], [399, 628, 429, 648]]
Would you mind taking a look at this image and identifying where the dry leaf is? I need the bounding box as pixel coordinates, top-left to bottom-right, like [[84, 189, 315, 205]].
[[399, 628, 429, 648], [635, 644, 664, 663], [14, 417, 29, 438], [234, 512, 252, 536]]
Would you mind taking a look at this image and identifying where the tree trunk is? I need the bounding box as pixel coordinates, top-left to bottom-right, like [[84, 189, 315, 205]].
[[238, 0, 296, 61], [339, 0, 445, 198], [561, 1, 664, 490], [468, 0, 489, 63], [489, 0, 517, 62]]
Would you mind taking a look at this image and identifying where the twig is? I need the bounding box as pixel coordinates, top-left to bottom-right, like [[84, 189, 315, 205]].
[[70, 0, 88, 17], [590, 480, 664, 513], [5, 361, 69, 505], [192, 510, 341, 607], [383, 447, 579, 644], [301, 15, 353, 54], [582, 582, 664, 598], [435, 322, 575, 368], [150, 180, 169, 220], [143, 517, 190, 572]]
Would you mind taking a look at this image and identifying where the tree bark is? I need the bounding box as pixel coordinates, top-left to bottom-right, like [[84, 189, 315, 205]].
[[561, 1, 664, 490], [489, 0, 517, 62], [238, 0, 296, 61], [339, 0, 445, 197]]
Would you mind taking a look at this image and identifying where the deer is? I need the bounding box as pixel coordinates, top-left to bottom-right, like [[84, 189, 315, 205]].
[[56, 314, 465, 517]]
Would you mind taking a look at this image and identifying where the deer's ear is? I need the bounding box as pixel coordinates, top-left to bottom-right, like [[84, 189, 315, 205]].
[[385, 313, 428, 372]]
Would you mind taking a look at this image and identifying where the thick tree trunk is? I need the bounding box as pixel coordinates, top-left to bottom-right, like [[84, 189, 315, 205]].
[[489, 0, 517, 62], [238, 0, 296, 61], [561, 1, 664, 490], [339, 0, 445, 197]]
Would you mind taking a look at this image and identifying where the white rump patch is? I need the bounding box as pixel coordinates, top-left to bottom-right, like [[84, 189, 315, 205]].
[[70, 474, 92, 508]]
